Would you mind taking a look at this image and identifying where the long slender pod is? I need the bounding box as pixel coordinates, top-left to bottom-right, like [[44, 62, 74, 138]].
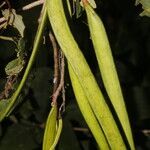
[[66, 0, 72, 17], [46, 0, 126, 148], [83, 1, 135, 149], [43, 105, 57, 150], [68, 63, 110, 149], [0, 4, 47, 121], [49, 117, 63, 150]]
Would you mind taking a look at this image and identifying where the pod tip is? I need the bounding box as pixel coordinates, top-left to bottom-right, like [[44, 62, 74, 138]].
[[81, 0, 89, 6]]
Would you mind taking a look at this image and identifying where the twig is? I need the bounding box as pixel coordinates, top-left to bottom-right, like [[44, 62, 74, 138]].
[[52, 52, 65, 105], [49, 32, 59, 93], [59, 51, 65, 113], [0, 2, 6, 8], [0, 75, 17, 100], [49, 32, 65, 115], [22, 0, 44, 10], [60, 83, 66, 112], [73, 127, 89, 132], [4, 75, 17, 98], [0, 17, 6, 24], [0, 35, 14, 41]]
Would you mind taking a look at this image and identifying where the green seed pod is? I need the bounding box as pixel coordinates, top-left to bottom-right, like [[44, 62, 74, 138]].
[[68, 63, 110, 149], [43, 105, 57, 150], [83, 1, 135, 149], [46, 0, 126, 148], [49, 117, 63, 150]]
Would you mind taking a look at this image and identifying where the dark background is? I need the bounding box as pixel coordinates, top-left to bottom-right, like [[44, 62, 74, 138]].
[[0, 0, 150, 149]]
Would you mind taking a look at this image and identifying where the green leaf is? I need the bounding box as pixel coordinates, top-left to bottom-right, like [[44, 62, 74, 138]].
[[135, 0, 150, 17], [5, 58, 25, 76], [0, 99, 12, 116], [2, 9, 25, 37], [16, 38, 26, 59], [76, 0, 84, 18]]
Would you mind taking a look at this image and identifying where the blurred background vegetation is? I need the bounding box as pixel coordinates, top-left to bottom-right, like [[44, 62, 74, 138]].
[[0, 0, 150, 149]]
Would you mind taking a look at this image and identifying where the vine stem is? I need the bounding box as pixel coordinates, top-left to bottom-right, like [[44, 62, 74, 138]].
[[22, 0, 44, 10], [52, 52, 65, 105], [0, 2, 6, 8], [0, 17, 6, 24], [49, 32, 65, 113], [0, 35, 14, 41], [49, 32, 59, 93]]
